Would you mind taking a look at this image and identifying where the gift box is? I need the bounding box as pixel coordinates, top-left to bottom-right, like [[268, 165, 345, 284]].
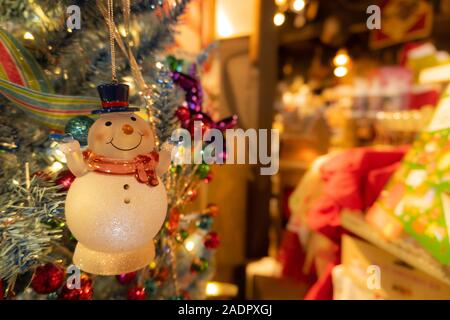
[[367, 86, 450, 264], [341, 235, 450, 300]]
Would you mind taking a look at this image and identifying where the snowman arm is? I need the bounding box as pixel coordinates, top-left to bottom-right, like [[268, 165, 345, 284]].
[[66, 151, 89, 177], [60, 141, 89, 177]]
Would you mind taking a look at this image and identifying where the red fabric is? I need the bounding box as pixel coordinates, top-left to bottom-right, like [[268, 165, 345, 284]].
[[304, 147, 408, 300], [84, 150, 160, 186], [307, 147, 407, 243], [277, 230, 315, 284], [365, 161, 402, 208], [304, 262, 335, 300], [399, 42, 424, 66], [408, 90, 439, 109]]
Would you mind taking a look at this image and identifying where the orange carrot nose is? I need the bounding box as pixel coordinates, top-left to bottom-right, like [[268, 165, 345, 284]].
[[122, 124, 134, 135]]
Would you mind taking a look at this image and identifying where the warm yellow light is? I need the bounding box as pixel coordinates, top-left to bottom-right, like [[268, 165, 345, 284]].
[[274, 12, 286, 27], [184, 240, 195, 252], [118, 25, 127, 37], [333, 50, 350, 66], [334, 66, 348, 78], [50, 161, 64, 173], [217, 9, 234, 38], [53, 148, 67, 163], [205, 282, 239, 297], [292, 0, 306, 12], [334, 54, 349, 66], [23, 32, 35, 40], [275, 0, 287, 6], [206, 282, 219, 296], [67, 28, 73, 33]]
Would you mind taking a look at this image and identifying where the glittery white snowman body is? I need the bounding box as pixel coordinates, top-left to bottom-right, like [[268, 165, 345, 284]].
[[62, 112, 169, 275]]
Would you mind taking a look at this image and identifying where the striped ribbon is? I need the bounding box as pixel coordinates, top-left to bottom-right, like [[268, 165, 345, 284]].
[[0, 28, 99, 131], [0, 29, 53, 93], [0, 79, 97, 131]]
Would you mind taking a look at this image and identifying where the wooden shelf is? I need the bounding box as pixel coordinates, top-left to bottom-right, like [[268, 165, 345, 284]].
[[341, 210, 450, 286]]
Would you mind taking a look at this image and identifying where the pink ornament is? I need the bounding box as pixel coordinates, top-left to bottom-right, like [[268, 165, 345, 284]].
[[214, 115, 238, 131]]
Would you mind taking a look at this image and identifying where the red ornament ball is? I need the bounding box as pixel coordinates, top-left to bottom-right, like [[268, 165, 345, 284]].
[[116, 271, 137, 285], [204, 231, 220, 249], [176, 106, 191, 122], [30, 264, 65, 294], [207, 203, 219, 217], [186, 189, 198, 202], [55, 170, 76, 191], [188, 114, 212, 136], [59, 275, 93, 300], [127, 286, 146, 300], [204, 171, 214, 184], [181, 290, 191, 300], [156, 267, 170, 282], [167, 208, 181, 235]]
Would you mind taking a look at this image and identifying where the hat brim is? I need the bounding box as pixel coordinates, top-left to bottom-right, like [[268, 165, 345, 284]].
[[91, 107, 140, 114]]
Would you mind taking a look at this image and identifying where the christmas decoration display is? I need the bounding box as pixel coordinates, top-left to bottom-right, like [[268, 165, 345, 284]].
[[0, 0, 234, 300], [367, 89, 450, 264], [61, 83, 170, 275]]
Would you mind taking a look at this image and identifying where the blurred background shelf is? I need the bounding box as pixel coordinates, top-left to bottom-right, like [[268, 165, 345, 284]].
[[341, 210, 450, 287]]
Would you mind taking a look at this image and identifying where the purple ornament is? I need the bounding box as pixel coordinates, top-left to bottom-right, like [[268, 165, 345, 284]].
[[214, 115, 238, 132], [116, 271, 137, 285], [171, 71, 203, 112]]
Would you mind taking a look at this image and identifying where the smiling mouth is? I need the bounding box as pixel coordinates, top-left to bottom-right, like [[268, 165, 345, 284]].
[[107, 135, 143, 151]]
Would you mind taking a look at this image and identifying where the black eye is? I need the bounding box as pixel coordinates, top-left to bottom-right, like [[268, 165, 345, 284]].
[[130, 116, 137, 121], [105, 121, 112, 126]]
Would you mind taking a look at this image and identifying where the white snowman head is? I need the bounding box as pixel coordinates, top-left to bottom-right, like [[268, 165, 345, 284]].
[[89, 83, 156, 159], [88, 112, 155, 159]]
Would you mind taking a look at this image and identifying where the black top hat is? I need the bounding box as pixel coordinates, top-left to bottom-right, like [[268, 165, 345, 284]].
[[92, 83, 139, 114]]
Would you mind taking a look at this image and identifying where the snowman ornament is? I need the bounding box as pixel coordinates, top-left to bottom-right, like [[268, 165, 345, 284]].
[[60, 83, 170, 275]]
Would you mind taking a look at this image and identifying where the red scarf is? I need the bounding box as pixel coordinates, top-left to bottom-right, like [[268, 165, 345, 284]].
[[83, 150, 160, 186]]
